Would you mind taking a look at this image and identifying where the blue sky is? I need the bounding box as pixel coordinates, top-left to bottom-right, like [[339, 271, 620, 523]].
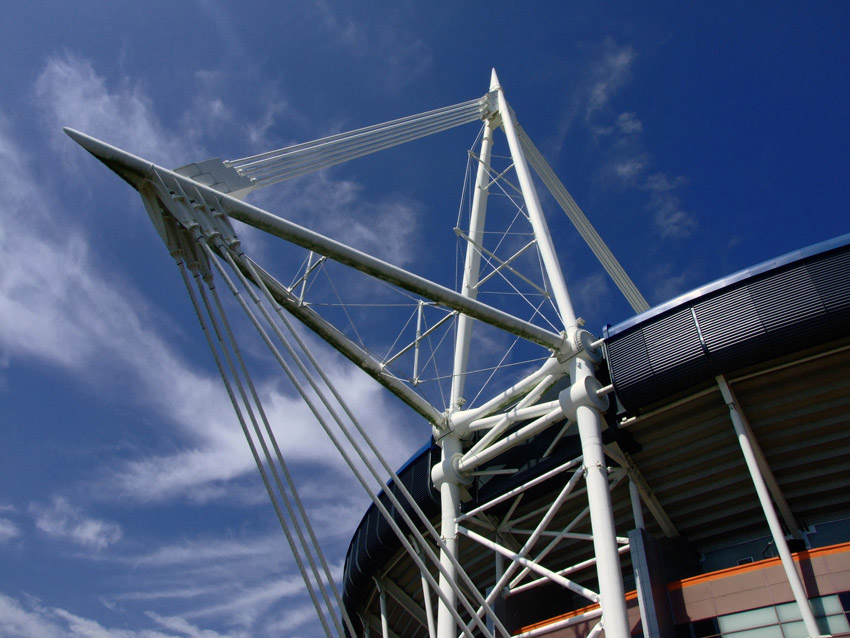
[[0, 2, 848, 637]]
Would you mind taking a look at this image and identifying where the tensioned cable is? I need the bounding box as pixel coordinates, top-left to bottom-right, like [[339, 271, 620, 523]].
[[200, 270, 352, 637], [243, 110, 479, 185], [231, 98, 485, 167], [414, 307, 454, 408], [467, 297, 551, 409], [319, 265, 367, 350], [411, 355, 550, 384], [215, 243, 512, 637], [464, 466, 588, 633], [170, 247, 337, 638], [203, 242, 505, 638], [511, 471, 627, 589], [228, 97, 489, 188], [514, 119, 650, 313], [228, 251, 511, 637], [148, 181, 348, 636]]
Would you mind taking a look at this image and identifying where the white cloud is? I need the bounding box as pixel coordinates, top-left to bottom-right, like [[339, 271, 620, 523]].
[[0, 594, 64, 638], [645, 173, 697, 239], [101, 530, 328, 637], [616, 112, 643, 134], [4, 57, 425, 507], [646, 261, 698, 304], [560, 42, 698, 241], [30, 497, 122, 551], [311, 1, 433, 89], [0, 593, 200, 638], [613, 156, 648, 181], [586, 42, 636, 120], [250, 170, 422, 267], [0, 518, 19, 543], [145, 612, 241, 638], [261, 603, 326, 635], [127, 534, 284, 569], [35, 55, 199, 169]]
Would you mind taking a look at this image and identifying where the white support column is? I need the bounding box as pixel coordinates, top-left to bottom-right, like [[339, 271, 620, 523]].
[[451, 114, 496, 409], [716, 376, 825, 638], [563, 354, 630, 638], [494, 70, 577, 328], [434, 432, 464, 638], [629, 480, 645, 531], [434, 73, 499, 638], [415, 542, 437, 638], [376, 578, 390, 638]]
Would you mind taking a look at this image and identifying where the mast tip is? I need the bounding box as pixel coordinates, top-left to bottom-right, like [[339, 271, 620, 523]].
[[489, 69, 502, 91]]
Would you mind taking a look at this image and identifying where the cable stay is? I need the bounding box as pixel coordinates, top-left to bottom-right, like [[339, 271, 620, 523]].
[[142, 173, 511, 637]]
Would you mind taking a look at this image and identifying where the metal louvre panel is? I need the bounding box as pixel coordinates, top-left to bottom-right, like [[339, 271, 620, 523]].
[[642, 308, 712, 400], [694, 286, 772, 371], [808, 250, 850, 327], [747, 264, 828, 351], [606, 242, 850, 414], [605, 328, 661, 412]]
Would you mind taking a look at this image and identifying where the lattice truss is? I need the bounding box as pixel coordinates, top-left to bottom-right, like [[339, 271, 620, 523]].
[[67, 71, 658, 638]]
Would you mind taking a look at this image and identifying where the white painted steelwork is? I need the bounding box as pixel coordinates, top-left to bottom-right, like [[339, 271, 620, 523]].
[[65, 70, 698, 638], [716, 375, 825, 638]]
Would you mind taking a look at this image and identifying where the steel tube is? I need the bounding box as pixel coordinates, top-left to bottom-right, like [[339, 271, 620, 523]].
[[450, 356, 564, 430], [496, 83, 576, 327], [716, 376, 822, 638], [436, 433, 463, 638], [450, 117, 496, 409], [458, 526, 599, 602], [65, 128, 563, 350], [571, 356, 630, 638], [466, 399, 560, 431], [457, 406, 564, 472]]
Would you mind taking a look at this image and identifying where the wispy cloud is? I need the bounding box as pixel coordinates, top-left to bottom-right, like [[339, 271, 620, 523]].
[[249, 166, 423, 267], [0, 592, 208, 638], [0, 518, 20, 544], [101, 530, 325, 637], [552, 41, 698, 245], [585, 41, 636, 121], [644, 173, 697, 239], [30, 497, 122, 551], [311, 1, 433, 89], [35, 54, 200, 169], [145, 611, 241, 638], [13, 56, 424, 507]]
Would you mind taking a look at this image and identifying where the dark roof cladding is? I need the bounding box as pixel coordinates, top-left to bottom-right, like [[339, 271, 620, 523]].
[[604, 233, 850, 414]]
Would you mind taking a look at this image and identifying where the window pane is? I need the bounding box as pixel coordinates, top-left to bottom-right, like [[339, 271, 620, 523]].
[[821, 613, 850, 635], [779, 619, 806, 638], [723, 626, 783, 638], [775, 601, 801, 623], [718, 607, 780, 633]]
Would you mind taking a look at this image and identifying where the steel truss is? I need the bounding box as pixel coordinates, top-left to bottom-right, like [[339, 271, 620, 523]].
[[67, 70, 828, 638]]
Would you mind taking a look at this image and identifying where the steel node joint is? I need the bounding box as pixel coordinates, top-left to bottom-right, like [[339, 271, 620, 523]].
[[559, 326, 604, 365], [431, 453, 472, 488], [558, 376, 610, 423]]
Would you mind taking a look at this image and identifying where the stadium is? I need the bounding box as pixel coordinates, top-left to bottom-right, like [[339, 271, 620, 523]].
[[341, 232, 850, 637], [69, 70, 850, 638]]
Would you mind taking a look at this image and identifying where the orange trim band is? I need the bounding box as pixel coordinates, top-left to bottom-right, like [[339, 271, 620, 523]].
[[668, 540, 850, 591]]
